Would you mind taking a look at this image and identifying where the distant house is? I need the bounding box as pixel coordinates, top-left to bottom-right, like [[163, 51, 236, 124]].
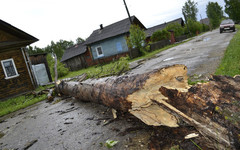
[[61, 16, 146, 71], [200, 18, 210, 26], [85, 16, 146, 62], [0, 19, 38, 100], [61, 42, 92, 71], [145, 18, 185, 41]]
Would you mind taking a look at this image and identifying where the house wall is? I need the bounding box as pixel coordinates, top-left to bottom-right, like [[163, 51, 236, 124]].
[[0, 49, 34, 100], [64, 55, 87, 71], [90, 34, 128, 60]]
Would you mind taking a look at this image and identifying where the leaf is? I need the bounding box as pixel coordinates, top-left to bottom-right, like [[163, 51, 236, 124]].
[[105, 139, 118, 148]]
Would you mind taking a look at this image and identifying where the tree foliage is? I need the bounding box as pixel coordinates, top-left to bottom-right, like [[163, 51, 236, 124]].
[[182, 0, 198, 22], [46, 54, 69, 78], [166, 23, 185, 37], [206, 2, 223, 29], [26, 38, 86, 60], [126, 24, 146, 55], [151, 29, 170, 42], [188, 19, 203, 35], [224, 0, 240, 23]]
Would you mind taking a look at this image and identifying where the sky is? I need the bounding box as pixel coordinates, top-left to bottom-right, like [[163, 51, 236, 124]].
[[1, 0, 225, 48]]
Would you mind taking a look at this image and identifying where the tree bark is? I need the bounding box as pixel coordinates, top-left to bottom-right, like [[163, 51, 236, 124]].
[[57, 64, 239, 149]]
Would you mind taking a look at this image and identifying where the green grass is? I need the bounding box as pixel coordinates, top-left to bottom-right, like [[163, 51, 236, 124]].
[[0, 94, 47, 117], [215, 25, 240, 76]]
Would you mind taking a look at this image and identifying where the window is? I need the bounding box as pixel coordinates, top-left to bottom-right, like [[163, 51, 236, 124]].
[[116, 42, 123, 52], [1, 58, 19, 79], [96, 46, 104, 57]]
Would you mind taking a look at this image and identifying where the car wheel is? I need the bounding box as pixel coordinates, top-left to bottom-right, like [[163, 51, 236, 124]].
[[220, 30, 222, 34], [233, 28, 236, 32]]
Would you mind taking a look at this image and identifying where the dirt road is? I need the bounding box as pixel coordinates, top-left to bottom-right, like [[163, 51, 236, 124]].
[[0, 30, 236, 150]]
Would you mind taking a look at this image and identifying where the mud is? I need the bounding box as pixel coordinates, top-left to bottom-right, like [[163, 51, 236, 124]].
[[0, 30, 236, 150]]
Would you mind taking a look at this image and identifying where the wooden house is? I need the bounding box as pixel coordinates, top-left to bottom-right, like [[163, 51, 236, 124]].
[[85, 16, 146, 62], [0, 19, 38, 100], [61, 42, 92, 71], [61, 16, 146, 71]]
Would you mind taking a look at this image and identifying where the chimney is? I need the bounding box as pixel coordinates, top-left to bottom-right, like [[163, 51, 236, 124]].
[[100, 24, 103, 30]]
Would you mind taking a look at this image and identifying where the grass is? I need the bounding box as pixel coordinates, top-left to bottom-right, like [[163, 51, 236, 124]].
[[215, 25, 240, 76], [0, 94, 47, 117]]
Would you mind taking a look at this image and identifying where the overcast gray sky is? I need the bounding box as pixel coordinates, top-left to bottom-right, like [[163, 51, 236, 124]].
[[0, 0, 225, 48]]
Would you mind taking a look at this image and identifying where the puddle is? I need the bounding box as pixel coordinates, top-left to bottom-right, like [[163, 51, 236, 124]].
[[203, 37, 211, 42], [163, 57, 174, 61]]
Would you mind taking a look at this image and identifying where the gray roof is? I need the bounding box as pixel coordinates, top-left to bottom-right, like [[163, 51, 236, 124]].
[[61, 42, 86, 62], [145, 18, 184, 37], [85, 16, 146, 45], [200, 18, 210, 26]]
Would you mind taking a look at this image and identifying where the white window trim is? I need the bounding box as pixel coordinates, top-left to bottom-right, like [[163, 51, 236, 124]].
[[96, 46, 104, 57], [1, 58, 19, 79]]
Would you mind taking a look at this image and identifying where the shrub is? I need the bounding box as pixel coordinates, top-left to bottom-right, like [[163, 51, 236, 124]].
[[166, 23, 185, 37], [46, 54, 69, 78], [151, 29, 170, 42], [187, 19, 203, 35], [126, 25, 146, 56]]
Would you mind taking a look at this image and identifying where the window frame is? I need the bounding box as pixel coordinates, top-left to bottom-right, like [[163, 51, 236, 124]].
[[1, 58, 19, 79], [95, 46, 104, 58]]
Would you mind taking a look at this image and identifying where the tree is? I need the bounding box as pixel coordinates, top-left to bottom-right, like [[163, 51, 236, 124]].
[[166, 23, 185, 37], [76, 37, 85, 44], [126, 24, 146, 55], [206, 2, 223, 29], [151, 29, 170, 42], [224, 0, 240, 23], [182, 0, 198, 22], [188, 19, 202, 35]]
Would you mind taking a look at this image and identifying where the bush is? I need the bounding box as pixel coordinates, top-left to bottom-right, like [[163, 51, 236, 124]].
[[187, 19, 203, 35], [166, 23, 185, 37], [151, 29, 170, 42], [46, 54, 69, 78], [126, 25, 146, 56]]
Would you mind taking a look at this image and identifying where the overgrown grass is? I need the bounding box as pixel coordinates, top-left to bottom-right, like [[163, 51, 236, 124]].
[[215, 25, 240, 76], [61, 56, 129, 79], [0, 94, 47, 117]]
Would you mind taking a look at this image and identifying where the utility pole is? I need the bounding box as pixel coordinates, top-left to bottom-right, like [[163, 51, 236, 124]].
[[123, 0, 132, 24]]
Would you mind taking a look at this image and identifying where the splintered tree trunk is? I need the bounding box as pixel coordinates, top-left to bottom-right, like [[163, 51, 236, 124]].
[[159, 75, 240, 149], [57, 64, 240, 149]]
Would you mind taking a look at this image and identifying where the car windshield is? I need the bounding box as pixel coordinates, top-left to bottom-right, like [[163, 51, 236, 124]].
[[221, 20, 234, 25]]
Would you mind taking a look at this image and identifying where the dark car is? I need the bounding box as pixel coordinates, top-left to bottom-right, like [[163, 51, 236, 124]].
[[220, 19, 235, 33]]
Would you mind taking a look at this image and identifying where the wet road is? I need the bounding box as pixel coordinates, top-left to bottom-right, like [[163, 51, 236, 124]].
[[129, 29, 236, 80], [0, 30, 236, 150]]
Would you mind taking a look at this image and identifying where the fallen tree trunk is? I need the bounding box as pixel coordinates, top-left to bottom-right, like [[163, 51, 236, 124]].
[[57, 64, 239, 149]]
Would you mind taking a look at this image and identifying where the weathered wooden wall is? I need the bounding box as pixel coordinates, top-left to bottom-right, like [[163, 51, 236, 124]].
[[0, 49, 34, 100]]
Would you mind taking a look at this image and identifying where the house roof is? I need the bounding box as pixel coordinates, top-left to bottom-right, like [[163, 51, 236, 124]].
[[85, 16, 146, 45], [145, 18, 184, 37], [61, 42, 87, 62], [200, 18, 210, 26], [0, 19, 38, 50]]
